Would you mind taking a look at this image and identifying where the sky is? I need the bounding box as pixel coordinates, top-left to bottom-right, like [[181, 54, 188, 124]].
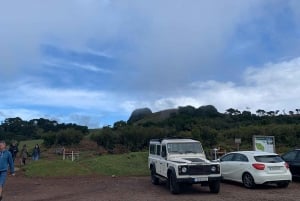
[[1, 0, 300, 128]]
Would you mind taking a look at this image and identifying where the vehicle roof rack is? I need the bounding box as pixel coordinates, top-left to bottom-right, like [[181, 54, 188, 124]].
[[150, 137, 193, 143]]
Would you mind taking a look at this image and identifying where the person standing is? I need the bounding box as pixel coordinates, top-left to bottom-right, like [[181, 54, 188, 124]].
[[8, 142, 18, 162], [0, 140, 15, 201], [20, 144, 29, 165], [32, 144, 40, 161]]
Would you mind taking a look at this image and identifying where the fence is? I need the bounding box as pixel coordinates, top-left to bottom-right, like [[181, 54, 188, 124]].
[[61, 148, 80, 161]]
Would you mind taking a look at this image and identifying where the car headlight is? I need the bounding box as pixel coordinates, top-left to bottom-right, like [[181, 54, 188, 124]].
[[179, 166, 188, 174], [182, 166, 187, 173], [211, 166, 217, 172]]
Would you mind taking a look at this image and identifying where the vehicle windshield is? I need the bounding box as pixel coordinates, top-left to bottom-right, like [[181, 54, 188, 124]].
[[167, 142, 203, 154], [254, 155, 283, 163]]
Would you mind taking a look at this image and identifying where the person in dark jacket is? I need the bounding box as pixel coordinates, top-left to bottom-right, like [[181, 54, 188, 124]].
[[0, 140, 15, 201], [20, 144, 29, 165], [8, 142, 18, 162], [32, 144, 40, 161]]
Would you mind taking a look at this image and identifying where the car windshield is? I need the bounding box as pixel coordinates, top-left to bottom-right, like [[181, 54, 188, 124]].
[[254, 155, 283, 163], [167, 142, 203, 154]]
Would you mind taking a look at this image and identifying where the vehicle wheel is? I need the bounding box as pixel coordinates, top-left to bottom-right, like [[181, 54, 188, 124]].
[[242, 173, 255, 189], [169, 172, 181, 194], [277, 181, 289, 188], [150, 167, 159, 185], [209, 180, 220, 193]]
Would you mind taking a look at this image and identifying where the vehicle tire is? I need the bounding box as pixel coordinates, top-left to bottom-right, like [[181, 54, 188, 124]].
[[150, 167, 159, 185], [168, 172, 181, 194], [242, 173, 255, 189], [277, 181, 289, 188], [209, 180, 220, 193]]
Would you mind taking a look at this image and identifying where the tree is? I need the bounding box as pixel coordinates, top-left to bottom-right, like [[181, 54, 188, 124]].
[[226, 108, 240, 116], [113, 121, 127, 129], [256, 109, 266, 117]]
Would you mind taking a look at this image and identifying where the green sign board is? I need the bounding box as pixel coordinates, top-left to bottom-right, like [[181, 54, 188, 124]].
[[253, 135, 275, 153]]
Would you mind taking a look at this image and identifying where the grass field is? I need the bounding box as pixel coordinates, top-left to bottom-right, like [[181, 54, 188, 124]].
[[18, 139, 44, 152], [23, 151, 149, 177]]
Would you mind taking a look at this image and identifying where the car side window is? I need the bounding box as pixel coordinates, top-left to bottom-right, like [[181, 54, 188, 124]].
[[161, 145, 167, 158], [282, 151, 297, 161], [156, 145, 161, 156], [234, 154, 248, 162], [295, 151, 300, 161], [150, 144, 155, 154], [220, 153, 234, 162]]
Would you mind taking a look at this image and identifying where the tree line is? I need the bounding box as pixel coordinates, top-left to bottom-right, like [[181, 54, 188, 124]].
[[0, 117, 88, 146], [2, 105, 300, 152], [91, 105, 300, 153]]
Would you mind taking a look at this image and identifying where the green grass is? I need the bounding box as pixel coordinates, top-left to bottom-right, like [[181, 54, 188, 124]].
[[19, 139, 43, 150], [23, 152, 149, 177]]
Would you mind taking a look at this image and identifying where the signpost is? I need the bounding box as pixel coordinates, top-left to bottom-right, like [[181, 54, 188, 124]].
[[253, 135, 275, 153], [235, 138, 241, 151]]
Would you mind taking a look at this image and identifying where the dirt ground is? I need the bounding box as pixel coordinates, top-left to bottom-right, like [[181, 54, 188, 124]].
[[4, 174, 300, 201]]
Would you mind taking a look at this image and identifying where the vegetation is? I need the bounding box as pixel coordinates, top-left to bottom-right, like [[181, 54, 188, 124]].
[[91, 105, 300, 154], [2, 105, 300, 156], [0, 117, 88, 146]]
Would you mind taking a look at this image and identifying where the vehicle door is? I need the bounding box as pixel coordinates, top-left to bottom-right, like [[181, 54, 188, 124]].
[[159, 144, 168, 177], [230, 153, 249, 182], [155, 144, 163, 175], [220, 153, 236, 180], [293, 151, 300, 177], [282, 150, 298, 176]]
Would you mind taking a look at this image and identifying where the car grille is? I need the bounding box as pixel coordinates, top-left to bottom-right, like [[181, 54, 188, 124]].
[[188, 165, 212, 175]]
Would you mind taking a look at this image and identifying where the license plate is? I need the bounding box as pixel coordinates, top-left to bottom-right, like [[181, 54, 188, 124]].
[[194, 177, 208, 182], [269, 166, 281, 171]]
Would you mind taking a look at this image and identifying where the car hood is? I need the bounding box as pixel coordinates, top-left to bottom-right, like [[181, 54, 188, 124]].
[[168, 157, 210, 164]]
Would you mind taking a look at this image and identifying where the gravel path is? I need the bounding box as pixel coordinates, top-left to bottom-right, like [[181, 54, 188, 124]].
[[4, 175, 300, 201]]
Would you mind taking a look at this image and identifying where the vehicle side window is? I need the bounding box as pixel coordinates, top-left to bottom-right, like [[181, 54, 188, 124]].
[[220, 153, 234, 162], [150, 144, 155, 154], [156, 145, 161, 156], [234, 154, 248, 162], [161, 145, 167, 158], [282, 151, 297, 161], [295, 151, 300, 161]]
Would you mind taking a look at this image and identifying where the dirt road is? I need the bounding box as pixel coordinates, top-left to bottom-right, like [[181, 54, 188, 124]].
[[4, 175, 300, 201]]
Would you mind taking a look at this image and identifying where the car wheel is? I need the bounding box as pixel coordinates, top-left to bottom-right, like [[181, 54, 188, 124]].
[[242, 173, 255, 189], [209, 180, 220, 193], [168, 172, 181, 194], [150, 167, 159, 185], [277, 181, 289, 188]]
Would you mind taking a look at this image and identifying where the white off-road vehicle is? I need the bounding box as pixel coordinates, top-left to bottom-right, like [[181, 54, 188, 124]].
[[148, 138, 221, 194]]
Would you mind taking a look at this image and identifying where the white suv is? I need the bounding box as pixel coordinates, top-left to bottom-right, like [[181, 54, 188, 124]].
[[148, 138, 221, 194]]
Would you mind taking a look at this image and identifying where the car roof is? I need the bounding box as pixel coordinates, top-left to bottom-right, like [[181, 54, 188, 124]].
[[229, 151, 278, 156], [150, 138, 200, 144], [163, 139, 199, 143]]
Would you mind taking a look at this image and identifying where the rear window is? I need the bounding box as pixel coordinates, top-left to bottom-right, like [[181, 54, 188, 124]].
[[254, 155, 283, 163]]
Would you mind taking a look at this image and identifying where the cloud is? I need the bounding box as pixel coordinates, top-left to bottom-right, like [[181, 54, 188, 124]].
[[141, 57, 300, 113], [1, 1, 300, 127], [0, 108, 44, 121], [0, 0, 265, 85], [43, 60, 113, 74], [1, 56, 300, 127]]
